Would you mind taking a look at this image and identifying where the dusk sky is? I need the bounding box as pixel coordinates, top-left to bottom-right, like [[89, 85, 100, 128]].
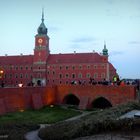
[[0, 0, 140, 79]]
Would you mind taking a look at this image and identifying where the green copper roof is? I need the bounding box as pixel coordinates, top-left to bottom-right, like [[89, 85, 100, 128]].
[[37, 10, 48, 35], [102, 41, 108, 56]]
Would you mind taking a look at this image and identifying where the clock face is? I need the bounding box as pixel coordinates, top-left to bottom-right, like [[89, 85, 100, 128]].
[[38, 38, 43, 44]]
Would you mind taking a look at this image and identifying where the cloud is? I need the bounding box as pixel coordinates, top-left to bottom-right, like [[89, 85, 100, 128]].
[[48, 25, 60, 32], [71, 37, 96, 43], [109, 51, 124, 56], [128, 41, 140, 45]]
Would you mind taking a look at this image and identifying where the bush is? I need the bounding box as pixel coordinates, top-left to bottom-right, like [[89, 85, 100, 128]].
[[39, 102, 140, 140]]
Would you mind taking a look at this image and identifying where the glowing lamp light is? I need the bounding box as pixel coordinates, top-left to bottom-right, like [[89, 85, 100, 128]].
[[19, 109, 24, 112], [18, 83, 23, 87], [50, 105, 54, 107], [0, 70, 4, 74]]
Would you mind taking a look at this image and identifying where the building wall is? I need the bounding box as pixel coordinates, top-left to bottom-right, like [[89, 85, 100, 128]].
[[0, 85, 136, 115]]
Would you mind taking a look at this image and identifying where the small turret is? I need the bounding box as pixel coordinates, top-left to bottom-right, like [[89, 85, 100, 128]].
[[102, 41, 108, 56]]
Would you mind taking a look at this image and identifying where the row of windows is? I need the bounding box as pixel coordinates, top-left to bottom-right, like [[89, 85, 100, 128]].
[[49, 73, 105, 79], [4, 74, 33, 79], [48, 64, 106, 70], [1, 66, 33, 70]]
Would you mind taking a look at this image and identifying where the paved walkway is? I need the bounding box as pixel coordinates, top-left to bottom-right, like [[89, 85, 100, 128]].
[[24, 111, 92, 140]]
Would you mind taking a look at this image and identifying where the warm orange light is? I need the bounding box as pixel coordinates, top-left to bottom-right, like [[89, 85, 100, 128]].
[[0, 70, 4, 74], [19, 109, 24, 112]]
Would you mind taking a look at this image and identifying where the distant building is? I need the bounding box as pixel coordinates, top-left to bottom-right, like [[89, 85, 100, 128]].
[[0, 11, 118, 87]]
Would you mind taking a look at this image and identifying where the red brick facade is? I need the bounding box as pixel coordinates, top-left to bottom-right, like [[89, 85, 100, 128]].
[[0, 13, 118, 87], [0, 85, 136, 115]]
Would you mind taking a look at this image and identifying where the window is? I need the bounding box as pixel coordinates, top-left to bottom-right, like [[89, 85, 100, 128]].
[[101, 73, 105, 78], [66, 66, 69, 70], [86, 73, 91, 78], [60, 66, 62, 70], [102, 64, 105, 69], [72, 66, 75, 70], [66, 81, 68, 84], [72, 73, 75, 78], [66, 74, 69, 78], [94, 73, 98, 78], [15, 74, 18, 78], [4, 74, 7, 78], [94, 65, 97, 69], [10, 66, 12, 70], [52, 71, 55, 75], [87, 65, 90, 69], [25, 74, 28, 78], [60, 81, 62, 84], [20, 74, 23, 78], [79, 65, 82, 69], [38, 67, 40, 69], [47, 71, 50, 74], [60, 74, 62, 79], [9, 74, 12, 78], [20, 66, 23, 70], [78, 73, 82, 78], [15, 66, 18, 70], [30, 74, 33, 78], [53, 80, 54, 83], [25, 66, 28, 70]]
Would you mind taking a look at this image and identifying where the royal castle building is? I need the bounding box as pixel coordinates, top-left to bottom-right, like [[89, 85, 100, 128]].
[[0, 12, 117, 87]]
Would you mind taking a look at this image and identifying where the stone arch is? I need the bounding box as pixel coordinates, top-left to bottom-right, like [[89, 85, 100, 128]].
[[63, 94, 80, 106], [92, 97, 112, 109]]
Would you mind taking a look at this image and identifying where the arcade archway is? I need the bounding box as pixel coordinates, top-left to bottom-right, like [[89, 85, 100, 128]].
[[92, 97, 112, 109], [63, 94, 80, 106]]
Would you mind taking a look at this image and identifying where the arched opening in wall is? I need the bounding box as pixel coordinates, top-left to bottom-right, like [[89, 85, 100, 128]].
[[63, 94, 80, 106], [37, 80, 41, 86], [92, 97, 112, 109]]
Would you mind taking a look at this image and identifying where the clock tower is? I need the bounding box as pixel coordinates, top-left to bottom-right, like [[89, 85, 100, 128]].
[[33, 10, 50, 86]]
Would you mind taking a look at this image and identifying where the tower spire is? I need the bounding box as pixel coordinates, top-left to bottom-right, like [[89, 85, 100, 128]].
[[104, 40, 106, 49], [37, 8, 48, 35], [42, 8, 44, 23], [102, 41, 108, 56]]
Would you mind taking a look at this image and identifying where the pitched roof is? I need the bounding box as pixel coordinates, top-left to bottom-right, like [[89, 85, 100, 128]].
[[0, 55, 33, 65], [47, 53, 103, 64]]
